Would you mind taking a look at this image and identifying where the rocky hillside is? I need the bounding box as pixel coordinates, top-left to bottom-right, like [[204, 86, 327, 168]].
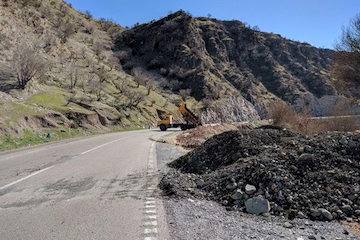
[[0, 0, 181, 136], [0, 3, 344, 138], [116, 11, 337, 117]]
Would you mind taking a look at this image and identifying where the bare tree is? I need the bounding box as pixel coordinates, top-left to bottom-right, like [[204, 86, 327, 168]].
[[126, 91, 145, 107], [55, 17, 76, 44], [94, 66, 110, 84], [332, 14, 360, 98], [113, 78, 129, 95], [132, 67, 156, 94], [93, 41, 111, 61], [88, 76, 104, 101], [107, 54, 121, 71], [12, 43, 45, 89], [66, 62, 81, 90], [41, 32, 57, 53]]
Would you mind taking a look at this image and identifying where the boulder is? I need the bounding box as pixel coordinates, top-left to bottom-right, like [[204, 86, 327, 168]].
[[245, 196, 270, 215], [319, 208, 333, 221]]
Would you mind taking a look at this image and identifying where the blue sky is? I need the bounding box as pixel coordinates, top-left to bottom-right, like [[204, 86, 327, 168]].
[[65, 0, 360, 49]]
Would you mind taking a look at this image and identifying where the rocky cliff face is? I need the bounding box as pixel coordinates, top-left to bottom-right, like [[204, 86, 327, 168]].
[[115, 11, 336, 117]]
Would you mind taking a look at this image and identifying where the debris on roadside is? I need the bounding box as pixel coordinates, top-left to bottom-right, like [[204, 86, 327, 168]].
[[160, 128, 360, 222], [175, 123, 254, 149]]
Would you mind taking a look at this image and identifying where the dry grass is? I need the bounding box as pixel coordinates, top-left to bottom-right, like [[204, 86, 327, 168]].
[[269, 101, 298, 127], [175, 123, 253, 149], [270, 101, 360, 135]]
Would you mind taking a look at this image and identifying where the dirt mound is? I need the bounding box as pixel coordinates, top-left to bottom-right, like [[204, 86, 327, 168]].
[[175, 123, 253, 149], [160, 128, 360, 221]]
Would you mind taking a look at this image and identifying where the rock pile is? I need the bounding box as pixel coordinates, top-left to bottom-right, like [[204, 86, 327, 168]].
[[160, 128, 360, 221]]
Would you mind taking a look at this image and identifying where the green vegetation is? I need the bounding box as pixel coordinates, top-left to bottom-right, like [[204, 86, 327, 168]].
[[0, 127, 143, 152], [0, 102, 42, 126], [26, 91, 94, 114], [0, 129, 85, 151], [27, 92, 67, 110]]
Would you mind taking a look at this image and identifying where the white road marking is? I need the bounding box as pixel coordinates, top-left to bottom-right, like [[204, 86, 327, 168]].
[[145, 209, 157, 214], [144, 228, 158, 234], [145, 205, 156, 209], [144, 237, 157, 240], [0, 166, 54, 191], [0, 134, 130, 162], [143, 141, 160, 240], [80, 138, 125, 155], [0, 137, 127, 191], [144, 221, 158, 226]]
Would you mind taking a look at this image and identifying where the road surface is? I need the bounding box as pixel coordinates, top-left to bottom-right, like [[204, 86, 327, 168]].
[[0, 130, 169, 240]]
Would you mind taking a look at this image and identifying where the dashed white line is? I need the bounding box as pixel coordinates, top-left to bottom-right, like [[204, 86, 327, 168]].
[[144, 228, 158, 234], [0, 137, 126, 191], [143, 141, 160, 240], [80, 138, 126, 155], [144, 237, 157, 240], [144, 221, 158, 226], [145, 209, 157, 214], [145, 205, 156, 209], [0, 166, 54, 191]]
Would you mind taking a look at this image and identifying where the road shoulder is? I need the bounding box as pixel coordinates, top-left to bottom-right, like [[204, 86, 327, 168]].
[[156, 142, 359, 240]]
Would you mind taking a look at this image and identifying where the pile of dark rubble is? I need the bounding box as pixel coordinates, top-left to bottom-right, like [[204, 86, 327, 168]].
[[160, 128, 360, 221]]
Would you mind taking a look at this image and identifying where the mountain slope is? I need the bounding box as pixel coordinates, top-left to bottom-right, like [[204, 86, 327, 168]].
[[115, 11, 336, 116], [0, 4, 342, 138], [0, 0, 180, 136]]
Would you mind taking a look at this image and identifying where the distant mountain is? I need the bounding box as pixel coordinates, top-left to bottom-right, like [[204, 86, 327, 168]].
[[115, 11, 337, 117]]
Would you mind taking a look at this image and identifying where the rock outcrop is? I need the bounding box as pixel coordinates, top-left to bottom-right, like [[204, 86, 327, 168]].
[[116, 11, 336, 117]]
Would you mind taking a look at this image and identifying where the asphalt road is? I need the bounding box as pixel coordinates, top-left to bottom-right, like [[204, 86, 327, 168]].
[[0, 130, 169, 240]]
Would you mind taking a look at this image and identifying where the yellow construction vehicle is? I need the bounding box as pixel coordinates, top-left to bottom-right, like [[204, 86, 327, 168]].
[[157, 102, 202, 131]]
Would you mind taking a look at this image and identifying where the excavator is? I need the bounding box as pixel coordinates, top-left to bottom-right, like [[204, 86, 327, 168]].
[[157, 102, 202, 131]]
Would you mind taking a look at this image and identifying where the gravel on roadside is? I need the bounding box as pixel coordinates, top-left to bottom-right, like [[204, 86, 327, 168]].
[[165, 198, 358, 240], [156, 141, 360, 240]]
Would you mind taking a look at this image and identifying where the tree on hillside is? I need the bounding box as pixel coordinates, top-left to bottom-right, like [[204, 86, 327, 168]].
[[132, 67, 156, 95], [66, 62, 81, 91], [332, 14, 360, 98], [54, 16, 76, 44], [12, 43, 45, 89]]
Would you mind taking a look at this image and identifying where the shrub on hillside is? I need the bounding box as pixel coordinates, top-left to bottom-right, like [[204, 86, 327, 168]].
[[332, 14, 360, 98], [270, 101, 359, 134], [54, 17, 76, 44], [12, 42, 46, 89]]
